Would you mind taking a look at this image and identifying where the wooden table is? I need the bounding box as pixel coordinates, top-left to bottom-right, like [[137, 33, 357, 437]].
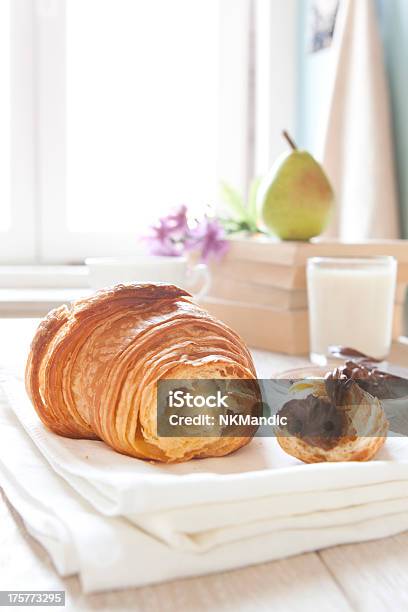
[[1, 319, 408, 611]]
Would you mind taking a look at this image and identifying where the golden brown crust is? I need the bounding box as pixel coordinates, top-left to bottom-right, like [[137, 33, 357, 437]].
[[25, 283, 256, 462], [276, 433, 387, 463]]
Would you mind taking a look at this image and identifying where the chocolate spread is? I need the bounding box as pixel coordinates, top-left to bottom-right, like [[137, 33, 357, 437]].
[[278, 395, 347, 450], [328, 346, 408, 399]]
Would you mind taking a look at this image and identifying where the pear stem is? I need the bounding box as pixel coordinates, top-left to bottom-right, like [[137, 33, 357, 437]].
[[282, 130, 298, 151]]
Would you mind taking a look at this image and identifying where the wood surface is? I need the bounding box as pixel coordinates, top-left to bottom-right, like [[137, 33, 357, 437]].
[[227, 237, 408, 266], [201, 298, 404, 354]]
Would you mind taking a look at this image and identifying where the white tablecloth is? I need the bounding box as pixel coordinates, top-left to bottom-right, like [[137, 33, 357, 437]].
[[2, 370, 408, 593]]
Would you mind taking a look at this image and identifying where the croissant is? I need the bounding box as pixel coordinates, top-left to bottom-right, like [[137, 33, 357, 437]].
[[25, 283, 257, 462]]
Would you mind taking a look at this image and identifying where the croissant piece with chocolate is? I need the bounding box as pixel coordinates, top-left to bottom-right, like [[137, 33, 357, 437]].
[[276, 372, 388, 463], [25, 283, 257, 463]]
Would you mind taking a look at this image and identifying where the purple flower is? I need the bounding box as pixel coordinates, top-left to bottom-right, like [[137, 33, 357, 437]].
[[141, 206, 228, 262], [141, 206, 189, 257], [143, 235, 181, 256], [162, 204, 188, 238], [185, 217, 229, 262]]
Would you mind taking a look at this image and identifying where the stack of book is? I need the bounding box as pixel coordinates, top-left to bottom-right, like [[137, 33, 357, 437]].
[[201, 238, 408, 354]]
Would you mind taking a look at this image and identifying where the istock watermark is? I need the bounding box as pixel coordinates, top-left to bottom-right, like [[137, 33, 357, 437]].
[[165, 385, 286, 427], [168, 388, 229, 409], [157, 377, 408, 439]]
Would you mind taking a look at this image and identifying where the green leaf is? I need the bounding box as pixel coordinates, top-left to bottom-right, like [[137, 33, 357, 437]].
[[247, 177, 262, 230], [218, 215, 254, 235], [220, 181, 249, 223]]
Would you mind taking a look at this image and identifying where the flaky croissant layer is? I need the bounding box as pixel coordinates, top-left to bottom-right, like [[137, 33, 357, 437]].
[[25, 283, 257, 462]]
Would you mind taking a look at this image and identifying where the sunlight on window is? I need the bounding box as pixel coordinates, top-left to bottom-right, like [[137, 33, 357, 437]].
[[67, 0, 220, 233], [0, 0, 10, 231]]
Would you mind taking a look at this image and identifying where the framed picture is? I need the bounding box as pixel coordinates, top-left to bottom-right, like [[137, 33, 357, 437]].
[[308, 0, 340, 53]]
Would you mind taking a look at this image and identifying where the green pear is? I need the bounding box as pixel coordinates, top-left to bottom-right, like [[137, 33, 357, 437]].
[[259, 131, 334, 240]]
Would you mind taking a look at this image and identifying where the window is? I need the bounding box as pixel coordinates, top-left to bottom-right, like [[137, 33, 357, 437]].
[[0, 0, 10, 232], [0, 0, 36, 263], [1, 0, 297, 264], [66, 0, 220, 233]]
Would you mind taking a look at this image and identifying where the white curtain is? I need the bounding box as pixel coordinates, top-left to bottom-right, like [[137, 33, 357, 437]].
[[322, 0, 399, 239]]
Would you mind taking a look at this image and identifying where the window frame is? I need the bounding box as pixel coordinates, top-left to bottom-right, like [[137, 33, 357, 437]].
[[3, 0, 298, 265], [254, 0, 298, 175], [37, 0, 255, 263], [0, 0, 36, 264]]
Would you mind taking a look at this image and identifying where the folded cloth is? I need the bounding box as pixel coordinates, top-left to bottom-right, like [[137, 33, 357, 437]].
[[2, 373, 408, 593]]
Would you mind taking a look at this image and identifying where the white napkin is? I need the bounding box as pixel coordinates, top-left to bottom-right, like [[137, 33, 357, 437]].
[[2, 373, 408, 593]]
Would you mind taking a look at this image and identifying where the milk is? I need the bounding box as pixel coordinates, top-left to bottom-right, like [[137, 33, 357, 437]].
[[307, 257, 397, 364]]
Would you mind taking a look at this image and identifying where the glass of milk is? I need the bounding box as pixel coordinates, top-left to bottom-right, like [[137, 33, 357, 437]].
[[307, 256, 397, 365]]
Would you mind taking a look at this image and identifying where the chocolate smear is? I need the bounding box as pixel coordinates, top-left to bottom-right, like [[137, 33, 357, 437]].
[[278, 394, 348, 450]]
